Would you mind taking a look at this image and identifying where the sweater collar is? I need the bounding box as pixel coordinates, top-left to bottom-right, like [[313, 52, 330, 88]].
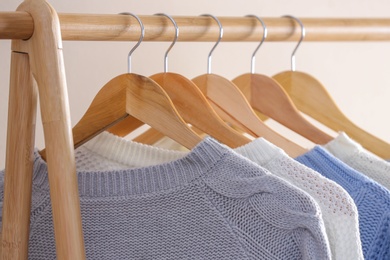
[[83, 132, 187, 168], [235, 138, 286, 166], [32, 137, 230, 197], [324, 132, 361, 161], [84, 132, 289, 169]]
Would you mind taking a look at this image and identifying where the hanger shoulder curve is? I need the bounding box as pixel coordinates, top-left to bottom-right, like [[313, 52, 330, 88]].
[[42, 73, 203, 159], [192, 73, 264, 130], [71, 74, 145, 148], [273, 70, 390, 158], [233, 73, 333, 144], [41, 74, 145, 160], [125, 73, 202, 149], [150, 72, 250, 148], [192, 73, 306, 157]]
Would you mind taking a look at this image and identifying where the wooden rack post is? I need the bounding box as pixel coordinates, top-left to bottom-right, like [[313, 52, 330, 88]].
[[1, 5, 390, 260], [2, 0, 86, 259], [2, 52, 36, 260]]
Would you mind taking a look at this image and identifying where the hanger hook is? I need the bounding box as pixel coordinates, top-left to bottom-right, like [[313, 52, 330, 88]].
[[201, 14, 223, 74], [246, 15, 267, 74], [283, 15, 305, 71], [155, 13, 179, 73], [119, 12, 145, 73]]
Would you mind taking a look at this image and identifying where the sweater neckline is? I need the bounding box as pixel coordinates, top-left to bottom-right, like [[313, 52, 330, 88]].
[[324, 132, 361, 162], [297, 146, 365, 190], [32, 137, 229, 197], [83, 132, 286, 169], [83, 132, 187, 168], [235, 138, 286, 166]]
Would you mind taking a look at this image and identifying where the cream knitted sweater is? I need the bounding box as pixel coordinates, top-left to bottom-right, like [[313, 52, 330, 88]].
[[325, 132, 390, 190]]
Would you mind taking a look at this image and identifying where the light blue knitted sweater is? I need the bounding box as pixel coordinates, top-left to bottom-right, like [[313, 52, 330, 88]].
[[296, 146, 390, 260], [0, 138, 331, 259]]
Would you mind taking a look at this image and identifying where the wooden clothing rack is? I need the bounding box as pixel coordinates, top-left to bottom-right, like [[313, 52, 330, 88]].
[[1, 0, 390, 259], [3, 12, 390, 42]]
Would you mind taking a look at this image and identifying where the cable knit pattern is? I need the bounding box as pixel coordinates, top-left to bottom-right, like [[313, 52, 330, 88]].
[[236, 138, 363, 260], [0, 137, 331, 259], [325, 132, 390, 191], [83, 132, 362, 259], [296, 146, 390, 260]]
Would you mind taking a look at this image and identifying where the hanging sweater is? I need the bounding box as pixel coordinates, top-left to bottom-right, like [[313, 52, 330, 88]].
[[324, 132, 390, 191], [0, 137, 331, 260], [296, 146, 390, 260], [80, 132, 361, 260]]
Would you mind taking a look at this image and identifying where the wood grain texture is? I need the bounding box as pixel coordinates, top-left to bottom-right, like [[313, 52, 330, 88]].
[[1, 52, 36, 260], [71, 74, 144, 148], [192, 73, 306, 157], [125, 74, 203, 149], [273, 70, 390, 158], [42, 72, 147, 157], [10, 0, 86, 259], [150, 72, 250, 148], [233, 73, 333, 144], [133, 127, 165, 145], [73, 71, 203, 151], [3, 13, 390, 41]]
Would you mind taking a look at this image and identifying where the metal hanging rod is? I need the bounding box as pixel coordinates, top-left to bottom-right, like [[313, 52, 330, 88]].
[[1, 12, 390, 41]]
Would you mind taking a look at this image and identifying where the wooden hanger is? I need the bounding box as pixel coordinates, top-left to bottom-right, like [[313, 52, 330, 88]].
[[40, 13, 202, 160], [273, 70, 390, 158], [144, 13, 249, 148], [272, 16, 390, 159], [233, 15, 333, 145], [41, 75, 203, 160], [192, 14, 306, 157]]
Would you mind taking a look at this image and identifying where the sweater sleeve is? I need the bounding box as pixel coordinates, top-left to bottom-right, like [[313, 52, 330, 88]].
[[201, 154, 332, 260], [0, 164, 51, 236]]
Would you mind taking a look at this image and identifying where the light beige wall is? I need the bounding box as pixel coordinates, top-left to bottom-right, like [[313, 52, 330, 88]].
[[1, 0, 390, 168]]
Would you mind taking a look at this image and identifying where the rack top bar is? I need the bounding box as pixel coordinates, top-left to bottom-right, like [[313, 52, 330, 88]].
[[2, 12, 390, 41]]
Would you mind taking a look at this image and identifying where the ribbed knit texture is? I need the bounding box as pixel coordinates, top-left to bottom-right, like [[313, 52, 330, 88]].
[[0, 137, 331, 260], [296, 146, 390, 260], [325, 132, 390, 190], [153, 136, 190, 152], [83, 132, 362, 259]]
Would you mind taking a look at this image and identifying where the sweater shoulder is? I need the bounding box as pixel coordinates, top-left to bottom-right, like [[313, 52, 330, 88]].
[[0, 167, 50, 231], [200, 154, 331, 259], [203, 153, 321, 215]]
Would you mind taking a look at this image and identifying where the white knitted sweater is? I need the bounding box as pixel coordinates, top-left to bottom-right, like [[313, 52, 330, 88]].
[[324, 132, 390, 190]]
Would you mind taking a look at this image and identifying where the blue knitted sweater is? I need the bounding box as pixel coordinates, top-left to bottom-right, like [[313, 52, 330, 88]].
[[0, 138, 331, 259], [296, 146, 390, 260]]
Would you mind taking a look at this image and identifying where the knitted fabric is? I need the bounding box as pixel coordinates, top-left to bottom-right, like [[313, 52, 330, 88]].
[[153, 136, 190, 152], [296, 146, 390, 260], [0, 138, 331, 260], [324, 132, 390, 190], [236, 139, 363, 260], [82, 132, 362, 260]]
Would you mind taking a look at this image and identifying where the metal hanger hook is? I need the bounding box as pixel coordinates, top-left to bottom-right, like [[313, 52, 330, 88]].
[[119, 12, 145, 73], [201, 14, 223, 74], [283, 15, 305, 71], [155, 13, 179, 73], [246, 15, 267, 74]]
